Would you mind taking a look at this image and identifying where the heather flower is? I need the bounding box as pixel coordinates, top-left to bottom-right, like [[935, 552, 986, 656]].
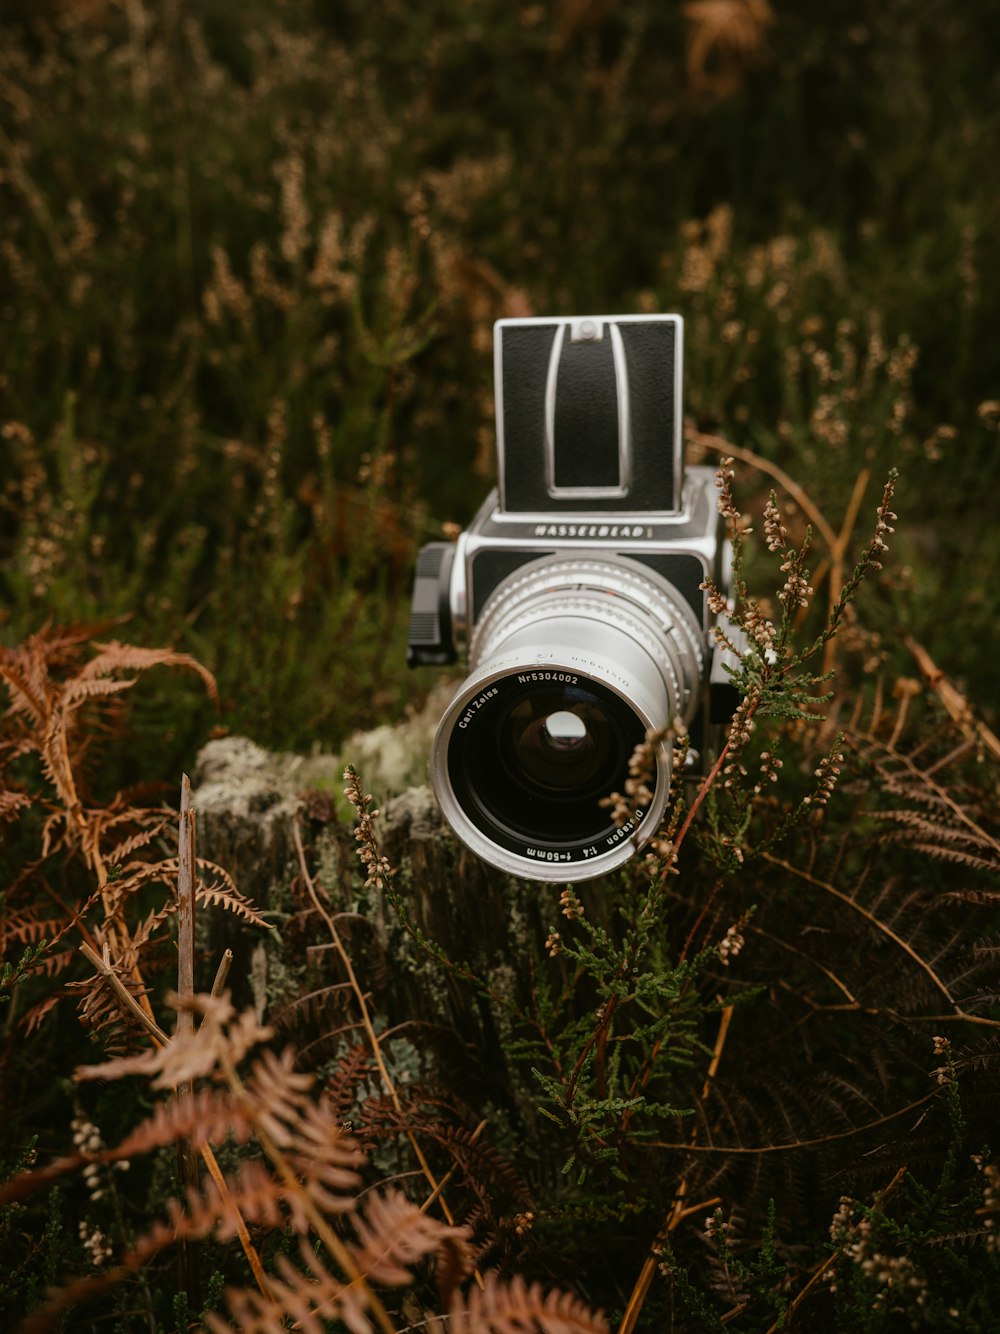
[[763, 492, 788, 552]]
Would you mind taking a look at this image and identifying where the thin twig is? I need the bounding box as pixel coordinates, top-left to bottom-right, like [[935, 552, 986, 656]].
[[750, 927, 859, 1005], [649, 1091, 938, 1153], [617, 1005, 734, 1334], [822, 466, 871, 676], [764, 1167, 908, 1333], [761, 853, 1000, 1027], [79, 942, 169, 1045], [906, 635, 1000, 763], [199, 1149, 274, 1298]]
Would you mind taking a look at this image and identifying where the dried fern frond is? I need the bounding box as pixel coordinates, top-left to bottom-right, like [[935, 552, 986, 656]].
[[891, 842, 998, 872], [20, 988, 64, 1036], [116, 1085, 255, 1157], [851, 726, 1000, 855], [76, 990, 273, 1088], [241, 1045, 316, 1135], [89, 855, 269, 947], [326, 1039, 377, 1127], [185, 1158, 289, 1240], [15, 1167, 275, 1334], [284, 1102, 367, 1222], [196, 869, 271, 926], [361, 1086, 535, 1250], [440, 1121, 535, 1213], [0, 630, 218, 811], [126, 900, 180, 961], [11, 975, 615, 1334], [38, 806, 70, 859], [433, 1271, 610, 1334], [350, 1189, 461, 1286], [206, 1235, 372, 1334], [101, 814, 171, 865], [0, 1087, 253, 1210], [3, 907, 63, 950], [70, 960, 153, 1054], [60, 674, 143, 708], [274, 982, 360, 1049], [0, 640, 50, 727], [0, 785, 31, 822], [206, 1195, 466, 1334], [73, 638, 219, 705], [953, 892, 1000, 910], [684, 0, 773, 94]]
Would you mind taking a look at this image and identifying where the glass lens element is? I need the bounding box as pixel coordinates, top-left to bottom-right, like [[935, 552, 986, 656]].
[[505, 692, 613, 795], [448, 679, 645, 849], [543, 710, 587, 744]]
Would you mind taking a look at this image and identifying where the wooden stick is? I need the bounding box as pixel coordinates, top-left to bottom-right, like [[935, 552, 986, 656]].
[[210, 948, 234, 998], [78, 938, 273, 1300], [175, 775, 200, 1307]]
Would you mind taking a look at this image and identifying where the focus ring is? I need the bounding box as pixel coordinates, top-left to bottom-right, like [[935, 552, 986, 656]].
[[470, 555, 704, 729]]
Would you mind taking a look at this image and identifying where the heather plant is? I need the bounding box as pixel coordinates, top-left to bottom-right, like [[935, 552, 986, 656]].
[[334, 459, 1000, 1328]]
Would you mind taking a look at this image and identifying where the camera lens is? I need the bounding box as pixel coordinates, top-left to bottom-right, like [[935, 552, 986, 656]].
[[430, 555, 705, 880]]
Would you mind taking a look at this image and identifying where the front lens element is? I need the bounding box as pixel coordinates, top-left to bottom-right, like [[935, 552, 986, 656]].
[[446, 675, 648, 857], [505, 688, 615, 796], [542, 710, 588, 745]]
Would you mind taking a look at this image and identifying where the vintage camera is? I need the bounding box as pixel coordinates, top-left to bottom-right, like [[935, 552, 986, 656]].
[[408, 314, 737, 881]]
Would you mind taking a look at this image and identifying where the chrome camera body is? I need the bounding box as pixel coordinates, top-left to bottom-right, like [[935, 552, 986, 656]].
[[408, 314, 737, 881]]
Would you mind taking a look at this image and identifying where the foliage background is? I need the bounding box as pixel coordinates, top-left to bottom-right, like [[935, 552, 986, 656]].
[[2, 0, 999, 759], [1, 0, 999, 1330]]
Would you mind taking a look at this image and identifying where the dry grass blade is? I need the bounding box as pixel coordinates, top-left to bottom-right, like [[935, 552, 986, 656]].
[[291, 817, 474, 1249], [905, 635, 1000, 762]]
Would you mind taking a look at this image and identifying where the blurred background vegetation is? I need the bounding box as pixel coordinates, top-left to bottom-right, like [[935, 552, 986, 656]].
[[3, 5, 1000, 1329], [1, 0, 998, 776]]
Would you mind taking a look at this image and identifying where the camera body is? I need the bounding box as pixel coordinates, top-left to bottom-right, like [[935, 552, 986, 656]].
[[409, 314, 737, 881]]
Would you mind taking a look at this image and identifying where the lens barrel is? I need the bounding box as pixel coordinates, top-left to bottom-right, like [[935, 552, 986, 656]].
[[431, 556, 705, 880]]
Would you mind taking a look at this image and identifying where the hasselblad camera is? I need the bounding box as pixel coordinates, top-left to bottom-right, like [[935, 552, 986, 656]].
[[408, 314, 738, 881]]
